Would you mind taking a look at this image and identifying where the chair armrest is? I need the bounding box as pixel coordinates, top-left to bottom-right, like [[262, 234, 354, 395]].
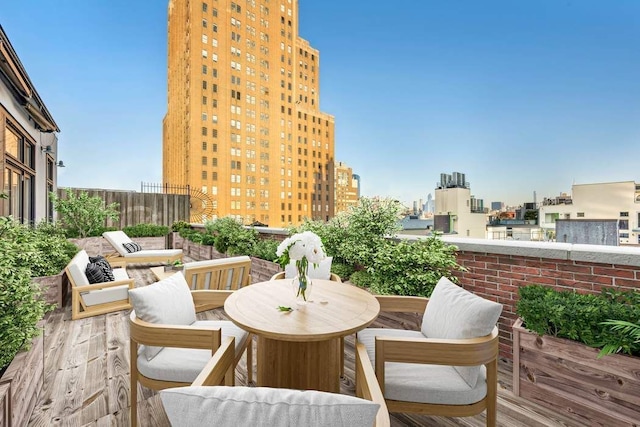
[[374, 327, 499, 367], [72, 278, 134, 293], [329, 273, 342, 282], [374, 295, 428, 314], [192, 337, 236, 387], [270, 272, 284, 281], [355, 343, 390, 427], [129, 313, 223, 350], [191, 290, 234, 312]]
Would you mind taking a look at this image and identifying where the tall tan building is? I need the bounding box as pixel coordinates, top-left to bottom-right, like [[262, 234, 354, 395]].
[[163, 0, 335, 226], [334, 161, 358, 214]]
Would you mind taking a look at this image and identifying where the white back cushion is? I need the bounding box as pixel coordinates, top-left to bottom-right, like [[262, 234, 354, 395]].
[[102, 231, 132, 256], [161, 386, 379, 427], [284, 256, 333, 280], [68, 250, 91, 287], [129, 272, 196, 360], [421, 277, 502, 388]]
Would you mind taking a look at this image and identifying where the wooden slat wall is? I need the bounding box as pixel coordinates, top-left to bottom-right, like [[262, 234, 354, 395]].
[[57, 188, 190, 228]]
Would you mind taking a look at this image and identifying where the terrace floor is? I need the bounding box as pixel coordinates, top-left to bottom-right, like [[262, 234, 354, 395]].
[[28, 263, 583, 427]]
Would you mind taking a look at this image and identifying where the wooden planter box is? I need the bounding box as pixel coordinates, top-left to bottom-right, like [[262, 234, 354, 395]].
[[32, 271, 68, 309], [513, 318, 640, 426], [250, 257, 281, 284], [0, 328, 44, 427]]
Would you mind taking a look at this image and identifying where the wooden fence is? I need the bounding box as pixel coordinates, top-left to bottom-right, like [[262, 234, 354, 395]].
[[57, 188, 190, 228]]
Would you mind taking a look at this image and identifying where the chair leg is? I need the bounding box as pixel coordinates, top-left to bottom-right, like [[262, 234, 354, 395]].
[[246, 337, 253, 384], [130, 340, 138, 427], [486, 358, 498, 427]]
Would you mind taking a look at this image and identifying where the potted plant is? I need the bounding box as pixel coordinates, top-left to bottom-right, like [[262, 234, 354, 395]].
[[513, 285, 640, 425]]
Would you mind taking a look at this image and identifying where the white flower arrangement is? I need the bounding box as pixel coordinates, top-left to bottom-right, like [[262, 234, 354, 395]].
[[276, 231, 326, 300]]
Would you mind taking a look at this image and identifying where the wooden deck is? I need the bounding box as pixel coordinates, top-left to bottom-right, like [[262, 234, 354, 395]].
[[28, 264, 584, 427]]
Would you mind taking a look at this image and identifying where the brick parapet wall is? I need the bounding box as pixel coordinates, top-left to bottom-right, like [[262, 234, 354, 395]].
[[440, 237, 640, 360]]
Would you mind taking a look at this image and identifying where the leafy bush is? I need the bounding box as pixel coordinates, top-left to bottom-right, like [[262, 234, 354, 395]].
[[369, 235, 462, 297], [123, 223, 169, 237], [0, 218, 52, 370], [250, 238, 279, 262], [51, 189, 120, 238], [204, 217, 258, 255], [171, 220, 191, 232], [294, 197, 403, 268], [330, 262, 355, 281], [30, 222, 79, 277], [349, 270, 374, 288], [517, 285, 640, 356]]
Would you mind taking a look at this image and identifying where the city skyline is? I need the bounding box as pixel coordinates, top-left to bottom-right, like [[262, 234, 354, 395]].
[[2, 0, 639, 208]]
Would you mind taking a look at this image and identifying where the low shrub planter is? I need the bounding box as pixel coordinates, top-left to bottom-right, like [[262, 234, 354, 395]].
[[32, 271, 69, 309], [513, 318, 640, 426], [0, 327, 44, 427]]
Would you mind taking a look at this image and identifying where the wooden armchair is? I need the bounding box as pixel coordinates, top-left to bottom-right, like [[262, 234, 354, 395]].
[[160, 337, 390, 427], [356, 278, 502, 427], [183, 256, 252, 290], [129, 274, 252, 427]]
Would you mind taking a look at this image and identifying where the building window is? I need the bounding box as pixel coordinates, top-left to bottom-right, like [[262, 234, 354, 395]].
[[3, 123, 35, 223], [577, 212, 584, 217], [620, 211, 629, 217], [619, 219, 629, 230]]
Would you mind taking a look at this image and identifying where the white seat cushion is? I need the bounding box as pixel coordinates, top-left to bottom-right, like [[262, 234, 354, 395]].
[[357, 328, 486, 405], [421, 277, 502, 387], [161, 386, 379, 427], [137, 320, 248, 383], [81, 284, 130, 306], [284, 256, 333, 280], [124, 249, 183, 259], [112, 268, 129, 281], [129, 273, 197, 361]]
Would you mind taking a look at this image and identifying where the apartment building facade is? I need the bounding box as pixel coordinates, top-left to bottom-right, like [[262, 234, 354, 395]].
[[0, 25, 60, 223], [334, 160, 358, 214], [539, 181, 640, 245], [163, 0, 335, 226]]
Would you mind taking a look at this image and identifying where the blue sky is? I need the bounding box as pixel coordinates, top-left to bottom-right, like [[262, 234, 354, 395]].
[[2, 1, 639, 207]]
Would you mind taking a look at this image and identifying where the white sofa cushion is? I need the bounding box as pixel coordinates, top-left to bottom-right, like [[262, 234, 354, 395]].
[[81, 285, 130, 306], [137, 320, 249, 383], [284, 256, 333, 280], [357, 328, 487, 405], [112, 268, 129, 281], [129, 272, 196, 361], [68, 250, 91, 287], [124, 249, 183, 259], [160, 386, 379, 427], [102, 231, 132, 256], [420, 277, 502, 388]]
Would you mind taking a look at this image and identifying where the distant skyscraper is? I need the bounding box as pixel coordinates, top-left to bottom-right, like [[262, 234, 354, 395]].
[[163, 0, 336, 226], [425, 193, 435, 214], [352, 174, 361, 198]]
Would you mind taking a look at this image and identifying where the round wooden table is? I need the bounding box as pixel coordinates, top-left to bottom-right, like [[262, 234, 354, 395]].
[[224, 279, 380, 392]]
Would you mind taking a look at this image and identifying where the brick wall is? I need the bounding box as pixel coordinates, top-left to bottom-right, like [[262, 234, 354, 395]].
[[441, 238, 640, 360]]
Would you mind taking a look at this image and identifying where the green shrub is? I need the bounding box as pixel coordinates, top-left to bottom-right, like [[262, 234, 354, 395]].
[[204, 217, 258, 255], [369, 235, 461, 297], [349, 270, 374, 288], [171, 220, 191, 232], [30, 222, 79, 277], [123, 223, 170, 237], [250, 238, 279, 262], [0, 218, 52, 370], [51, 189, 120, 238], [330, 262, 355, 281], [517, 285, 640, 356]]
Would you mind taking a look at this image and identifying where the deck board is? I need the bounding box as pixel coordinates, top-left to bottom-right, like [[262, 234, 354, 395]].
[[29, 263, 585, 426]]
